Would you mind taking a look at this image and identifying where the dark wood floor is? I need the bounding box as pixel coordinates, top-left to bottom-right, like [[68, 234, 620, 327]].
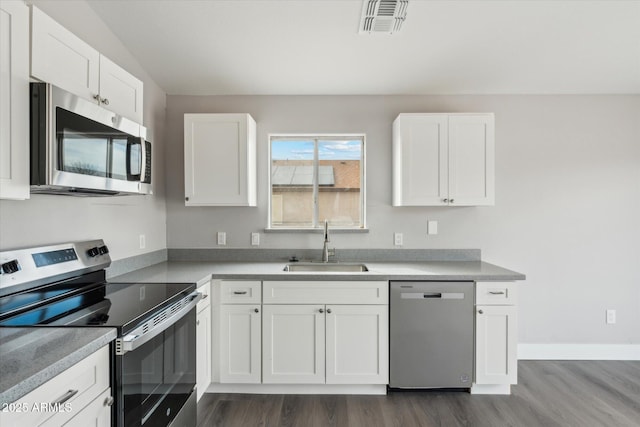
[[197, 360, 640, 427]]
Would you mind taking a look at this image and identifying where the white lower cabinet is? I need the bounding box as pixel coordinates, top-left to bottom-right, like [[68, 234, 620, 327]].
[[219, 304, 262, 383], [0, 345, 111, 427], [214, 280, 388, 389], [262, 304, 325, 384], [61, 388, 112, 427], [262, 303, 388, 385], [473, 282, 518, 394], [325, 305, 388, 384], [196, 281, 212, 401]]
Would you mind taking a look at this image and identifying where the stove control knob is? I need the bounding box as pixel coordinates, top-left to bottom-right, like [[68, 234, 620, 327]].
[[87, 247, 100, 258], [1, 260, 21, 274], [98, 245, 109, 255]]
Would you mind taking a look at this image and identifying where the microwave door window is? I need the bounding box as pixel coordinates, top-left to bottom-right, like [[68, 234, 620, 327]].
[[60, 132, 108, 177], [110, 138, 129, 180], [127, 139, 142, 181]]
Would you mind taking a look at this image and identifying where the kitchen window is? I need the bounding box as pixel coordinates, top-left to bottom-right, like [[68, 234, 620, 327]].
[[269, 135, 365, 230]]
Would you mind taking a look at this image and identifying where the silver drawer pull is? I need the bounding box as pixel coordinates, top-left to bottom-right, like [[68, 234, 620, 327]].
[[52, 389, 78, 406], [233, 291, 247, 295], [202, 294, 209, 299], [104, 396, 114, 407], [489, 291, 506, 295]]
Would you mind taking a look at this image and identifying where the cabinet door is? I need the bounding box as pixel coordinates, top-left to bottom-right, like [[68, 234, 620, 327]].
[[184, 113, 257, 206], [98, 55, 143, 123], [475, 305, 517, 384], [392, 114, 448, 206], [219, 305, 261, 383], [325, 305, 388, 384], [448, 114, 495, 206], [196, 307, 212, 399], [262, 305, 325, 384], [60, 388, 111, 427], [30, 6, 100, 102], [0, 0, 29, 200]]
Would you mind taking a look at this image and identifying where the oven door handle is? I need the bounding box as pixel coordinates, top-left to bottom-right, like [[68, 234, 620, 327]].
[[116, 291, 202, 355]]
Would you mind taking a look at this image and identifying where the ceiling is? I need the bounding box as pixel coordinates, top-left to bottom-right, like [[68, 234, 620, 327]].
[[87, 0, 640, 96]]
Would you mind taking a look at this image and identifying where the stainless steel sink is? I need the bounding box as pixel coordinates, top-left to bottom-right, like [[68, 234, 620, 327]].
[[283, 263, 369, 272]]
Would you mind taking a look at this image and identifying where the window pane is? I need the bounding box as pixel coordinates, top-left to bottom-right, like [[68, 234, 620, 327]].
[[271, 140, 315, 227], [318, 140, 362, 227]]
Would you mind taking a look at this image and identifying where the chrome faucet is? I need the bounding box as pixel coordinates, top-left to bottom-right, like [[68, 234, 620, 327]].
[[322, 219, 335, 263]]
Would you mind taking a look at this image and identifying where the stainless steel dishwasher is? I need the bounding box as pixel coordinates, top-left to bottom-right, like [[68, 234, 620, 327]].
[[390, 281, 474, 389]]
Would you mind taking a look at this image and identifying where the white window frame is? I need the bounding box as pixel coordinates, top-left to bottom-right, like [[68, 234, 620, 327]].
[[267, 134, 366, 231]]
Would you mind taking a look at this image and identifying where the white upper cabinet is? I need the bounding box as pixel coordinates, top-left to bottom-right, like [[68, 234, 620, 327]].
[[30, 6, 143, 123], [0, 0, 30, 200], [393, 113, 495, 206], [97, 55, 143, 123], [184, 113, 257, 206]]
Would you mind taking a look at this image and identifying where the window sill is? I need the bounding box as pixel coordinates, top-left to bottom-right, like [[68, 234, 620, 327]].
[[264, 228, 369, 234]]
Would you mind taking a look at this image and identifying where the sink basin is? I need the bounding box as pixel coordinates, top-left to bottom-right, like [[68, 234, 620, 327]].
[[283, 263, 369, 272]]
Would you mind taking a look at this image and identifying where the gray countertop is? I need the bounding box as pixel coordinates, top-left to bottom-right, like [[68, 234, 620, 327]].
[[110, 260, 525, 285], [0, 327, 116, 405]]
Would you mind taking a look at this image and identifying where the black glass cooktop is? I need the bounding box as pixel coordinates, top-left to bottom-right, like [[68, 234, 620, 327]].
[[0, 271, 194, 334]]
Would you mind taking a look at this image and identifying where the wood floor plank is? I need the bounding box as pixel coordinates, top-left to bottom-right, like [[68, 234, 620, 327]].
[[197, 361, 640, 427]]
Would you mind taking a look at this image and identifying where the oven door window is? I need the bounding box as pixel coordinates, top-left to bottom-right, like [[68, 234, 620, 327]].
[[57, 108, 141, 182], [121, 308, 196, 427]]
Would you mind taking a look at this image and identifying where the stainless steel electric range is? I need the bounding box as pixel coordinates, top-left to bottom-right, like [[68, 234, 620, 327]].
[[0, 240, 201, 427]]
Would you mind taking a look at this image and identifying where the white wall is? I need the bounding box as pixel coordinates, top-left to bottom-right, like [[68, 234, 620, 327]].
[[165, 94, 640, 346], [0, 1, 167, 260]]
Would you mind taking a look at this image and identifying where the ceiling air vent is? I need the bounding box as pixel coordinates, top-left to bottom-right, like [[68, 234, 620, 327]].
[[359, 0, 409, 34]]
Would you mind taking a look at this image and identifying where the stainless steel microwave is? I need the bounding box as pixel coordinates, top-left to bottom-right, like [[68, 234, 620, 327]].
[[30, 83, 152, 196]]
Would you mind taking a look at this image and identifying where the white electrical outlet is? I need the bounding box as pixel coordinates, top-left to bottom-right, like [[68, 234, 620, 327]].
[[606, 309, 616, 324], [251, 232, 260, 246], [427, 220, 438, 235], [217, 232, 226, 245], [394, 232, 403, 246], [139, 234, 146, 249]]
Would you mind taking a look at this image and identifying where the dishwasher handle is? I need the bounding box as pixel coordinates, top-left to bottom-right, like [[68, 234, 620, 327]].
[[400, 292, 465, 300], [422, 293, 442, 298]]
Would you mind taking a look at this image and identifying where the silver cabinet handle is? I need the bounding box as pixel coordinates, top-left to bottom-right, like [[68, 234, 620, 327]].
[[101, 98, 109, 105], [233, 291, 247, 295], [93, 94, 101, 102], [52, 389, 78, 406], [443, 198, 449, 203], [104, 396, 114, 407], [319, 308, 324, 313], [450, 199, 455, 203], [254, 308, 259, 313], [196, 319, 200, 325], [202, 294, 209, 299], [327, 308, 332, 314], [478, 309, 484, 314], [489, 291, 505, 295]]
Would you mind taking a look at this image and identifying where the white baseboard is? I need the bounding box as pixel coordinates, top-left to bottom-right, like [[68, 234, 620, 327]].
[[207, 383, 387, 395], [470, 384, 511, 395], [518, 344, 640, 360]]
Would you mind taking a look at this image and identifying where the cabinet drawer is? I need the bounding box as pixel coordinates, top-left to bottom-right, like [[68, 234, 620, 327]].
[[475, 282, 517, 305], [61, 388, 111, 427], [0, 345, 110, 427], [220, 281, 261, 303], [197, 281, 211, 312], [263, 281, 388, 305]]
